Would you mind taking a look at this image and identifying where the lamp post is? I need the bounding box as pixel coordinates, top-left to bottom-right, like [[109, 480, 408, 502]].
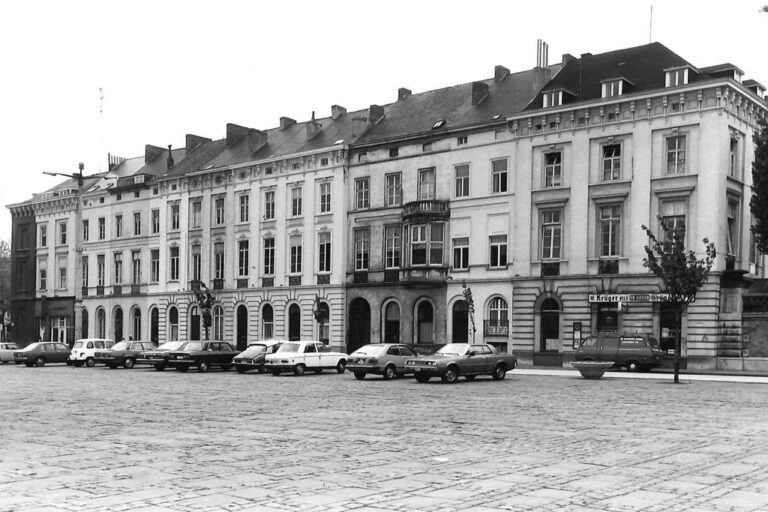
[[44, 163, 84, 345]]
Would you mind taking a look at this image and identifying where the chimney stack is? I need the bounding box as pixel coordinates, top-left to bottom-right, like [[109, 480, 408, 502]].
[[108, 153, 126, 172], [398, 87, 412, 101], [495, 65, 510, 82], [145, 144, 165, 164], [331, 105, 346, 120], [166, 145, 174, 169], [472, 81, 490, 105], [306, 111, 322, 139], [562, 53, 576, 64], [536, 39, 549, 68], [280, 117, 297, 130], [186, 134, 211, 152], [369, 105, 385, 124], [351, 116, 368, 135]]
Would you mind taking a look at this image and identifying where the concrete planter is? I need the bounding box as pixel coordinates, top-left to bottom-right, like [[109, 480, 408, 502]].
[[571, 361, 614, 379]]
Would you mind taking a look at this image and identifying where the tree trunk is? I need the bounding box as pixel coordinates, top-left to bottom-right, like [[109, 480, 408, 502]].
[[674, 305, 683, 384]]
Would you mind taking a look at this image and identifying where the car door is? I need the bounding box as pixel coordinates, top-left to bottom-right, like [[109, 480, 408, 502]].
[[303, 343, 321, 368], [54, 343, 70, 363], [394, 345, 417, 373], [464, 345, 488, 374]]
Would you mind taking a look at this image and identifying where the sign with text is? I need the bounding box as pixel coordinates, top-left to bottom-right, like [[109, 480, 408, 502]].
[[588, 293, 694, 303]]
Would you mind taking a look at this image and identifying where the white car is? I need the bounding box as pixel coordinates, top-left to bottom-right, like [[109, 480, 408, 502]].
[[0, 342, 20, 363], [264, 341, 347, 376], [67, 338, 115, 367]]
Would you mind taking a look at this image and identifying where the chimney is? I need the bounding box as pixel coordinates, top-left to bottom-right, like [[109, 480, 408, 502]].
[[306, 111, 322, 140], [369, 104, 385, 124], [536, 39, 549, 68], [226, 123, 251, 146], [280, 117, 297, 130], [245, 128, 268, 153], [186, 134, 211, 152], [107, 153, 125, 172], [331, 105, 346, 120], [494, 65, 510, 82], [166, 145, 174, 170], [144, 144, 164, 164], [351, 116, 368, 135], [398, 87, 412, 100], [562, 53, 576, 64], [471, 81, 490, 105]]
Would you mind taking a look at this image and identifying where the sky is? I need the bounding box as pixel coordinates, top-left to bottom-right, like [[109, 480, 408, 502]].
[[1, 0, 767, 243]]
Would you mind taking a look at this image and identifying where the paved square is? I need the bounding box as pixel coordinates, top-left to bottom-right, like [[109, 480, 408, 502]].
[[1, 365, 767, 511]]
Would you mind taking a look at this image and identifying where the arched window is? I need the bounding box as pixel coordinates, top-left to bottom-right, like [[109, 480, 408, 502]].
[[132, 308, 141, 340], [213, 305, 224, 340], [384, 302, 400, 343], [487, 297, 509, 335], [262, 304, 273, 339], [417, 301, 434, 344], [81, 308, 89, 339], [96, 308, 106, 338], [150, 307, 159, 343], [168, 306, 179, 341], [189, 305, 200, 340], [316, 302, 330, 344], [113, 307, 123, 341]]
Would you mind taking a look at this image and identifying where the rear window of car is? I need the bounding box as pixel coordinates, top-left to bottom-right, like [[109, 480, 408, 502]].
[[24, 343, 40, 351], [185, 342, 206, 351], [277, 343, 300, 353], [112, 342, 129, 350], [580, 337, 597, 348]]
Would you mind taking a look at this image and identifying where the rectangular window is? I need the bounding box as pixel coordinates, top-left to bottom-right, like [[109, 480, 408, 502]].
[[666, 135, 686, 174], [602, 80, 623, 98], [599, 205, 622, 257], [389, 147, 399, 157], [114, 252, 123, 284], [191, 245, 201, 281], [214, 242, 225, 280], [355, 178, 370, 209], [115, 215, 123, 238], [319, 182, 331, 213], [39, 225, 47, 247], [665, 68, 688, 87], [730, 137, 739, 178], [411, 225, 427, 265], [386, 173, 402, 207], [81, 256, 88, 288], [543, 90, 561, 108], [318, 232, 331, 272], [418, 168, 436, 200], [150, 249, 160, 283], [457, 135, 468, 145], [238, 240, 249, 276], [214, 197, 225, 225], [541, 210, 562, 260], [489, 235, 508, 268], [58, 221, 67, 245], [81, 220, 88, 242], [384, 226, 401, 269], [455, 164, 470, 198], [602, 144, 621, 181], [430, 223, 444, 265], [264, 190, 275, 220], [170, 247, 180, 281], [39, 269, 47, 290], [191, 200, 202, 228], [727, 201, 739, 256], [133, 212, 141, 236], [453, 237, 469, 270], [151, 209, 160, 234], [263, 238, 275, 275], [544, 152, 562, 187], [131, 251, 141, 285], [289, 236, 302, 273], [98, 217, 106, 240], [170, 203, 180, 231], [239, 194, 250, 223], [661, 200, 686, 245], [97, 254, 105, 286], [355, 229, 370, 271], [491, 159, 508, 193], [58, 266, 67, 289], [291, 187, 302, 216]]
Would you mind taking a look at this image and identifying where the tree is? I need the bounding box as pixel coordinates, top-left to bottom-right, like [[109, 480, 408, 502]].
[[641, 221, 716, 383], [750, 117, 768, 252]]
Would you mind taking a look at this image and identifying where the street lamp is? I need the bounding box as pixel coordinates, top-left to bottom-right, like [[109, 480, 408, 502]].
[[44, 163, 85, 345]]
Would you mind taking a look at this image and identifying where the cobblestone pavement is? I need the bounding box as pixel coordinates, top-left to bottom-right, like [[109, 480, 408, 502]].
[[1, 364, 768, 512]]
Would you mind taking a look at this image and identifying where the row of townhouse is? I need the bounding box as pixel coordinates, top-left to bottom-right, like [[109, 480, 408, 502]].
[[8, 41, 768, 369]]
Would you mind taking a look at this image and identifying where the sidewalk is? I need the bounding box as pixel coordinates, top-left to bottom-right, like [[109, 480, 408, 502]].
[[516, 364, 768, 384]]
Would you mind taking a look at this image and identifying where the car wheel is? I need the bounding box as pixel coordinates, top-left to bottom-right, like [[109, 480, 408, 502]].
[[414, 374, 431, 383], [177, 366, 189, 372], [74, 361, 83, 368], [197, 361, 209, 373], [108, 363, 118, 369], [257, 366, 265, 374], [271, 369, 281, 376], [294, 364, 306, 376], [465, 375, 477, 381], [154, 364, 166, 371], [354, 370, 366, 380], [124, 358, 135, 369], [382, 365, 396, 380], [626, 360, 640, 372], [34, 357, 46, 367], [336, 360, 346, 374], [441, 366, 459, 383], [491, 364, 507, 380], [85, 358, 96, 368], [236, 366, 247, 374]]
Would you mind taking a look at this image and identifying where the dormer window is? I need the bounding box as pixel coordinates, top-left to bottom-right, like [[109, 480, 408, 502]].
[[543, 90, 562, 108], [665, 67, 691, 88], [601, 77, 633, 98]]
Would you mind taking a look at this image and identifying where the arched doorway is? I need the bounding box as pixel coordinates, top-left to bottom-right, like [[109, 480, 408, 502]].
[[189, 305, 200, 340], [316, 302, 330, 344], [113, 307, 123, 341], [416, 301, 434, 345], [540, 298, 560, 353], [348, 298, 370, 353], [383, 302, 400, 343], [81, 308, 89, 340], [96, 308, 106, 338], [236, 305, 248, 350], [262, 304, 274, 339], [168, 306, 179, 341], [288, 304, 301, 340], [452, 300, 469, 343], [150, 308, 159, 343], [131, 308, 141, 340]]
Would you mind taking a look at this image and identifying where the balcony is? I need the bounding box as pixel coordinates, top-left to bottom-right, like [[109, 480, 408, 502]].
[[402, 266, 449, 282], [403, 200, 449, 221], [484, 319, 509, 336], [212, 279, 224, 290]]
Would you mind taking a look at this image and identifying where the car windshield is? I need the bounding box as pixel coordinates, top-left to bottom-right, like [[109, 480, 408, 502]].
[[436, 344, 469, 356], [276, 343, 301, 353], [350, 345, 385, 357], [158, 341, 186, 351], [648, 337, 661, 349], [73, 341, 84, 349], [242, 344, 267, 356], [184, 342, 206, 351], [110, 342, 128, 350]]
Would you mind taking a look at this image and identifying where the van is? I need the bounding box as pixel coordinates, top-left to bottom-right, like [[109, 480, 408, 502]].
[[574, 334, 664, 371], [67, 338, 115, 367]]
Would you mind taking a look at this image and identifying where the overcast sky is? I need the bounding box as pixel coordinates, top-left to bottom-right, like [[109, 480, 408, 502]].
[[2, 0, 767, 242]]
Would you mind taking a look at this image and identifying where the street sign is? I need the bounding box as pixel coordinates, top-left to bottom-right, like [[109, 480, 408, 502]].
[[588, 293, 694, 303]]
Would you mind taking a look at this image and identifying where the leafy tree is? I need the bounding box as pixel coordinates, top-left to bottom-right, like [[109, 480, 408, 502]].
[[641, 220, 716, 383], [750, 117, 768, 252]]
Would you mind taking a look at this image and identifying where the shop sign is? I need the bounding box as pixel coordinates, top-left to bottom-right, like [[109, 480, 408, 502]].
[[588, 293, 694, 303]]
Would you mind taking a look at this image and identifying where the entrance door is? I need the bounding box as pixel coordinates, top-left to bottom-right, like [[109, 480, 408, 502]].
[[150, 308, 159, 343], [384, 302, 400, 343], [236, 305, 248, 351], [288, 304, 301, 341], [540, 298, 559, 352], [190, 306, 200, 341], [452, 301, 469, 343], [114, 308, 123, 341], [348, 298, 370, 353]]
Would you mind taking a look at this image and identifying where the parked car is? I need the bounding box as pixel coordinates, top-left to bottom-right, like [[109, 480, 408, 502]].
[[0, 342, 20, 363], [405, 343, 517, 383], [233, 340, 283, 373], [166, 341, 238, 372], [574, 334, 664, 371], [264, 341, 347, 376], [95, 341, 158, 369], [68, 338, 115, 367], [346, 343, 421, 380], [136, 341, 188, 371], [14, 342, 72, 367]]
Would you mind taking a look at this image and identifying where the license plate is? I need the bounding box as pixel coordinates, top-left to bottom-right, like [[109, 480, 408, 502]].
[[414, 367, 422, 372]]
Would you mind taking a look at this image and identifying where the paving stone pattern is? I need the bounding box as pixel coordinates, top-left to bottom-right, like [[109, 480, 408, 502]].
[[1, 365, 768, 511]]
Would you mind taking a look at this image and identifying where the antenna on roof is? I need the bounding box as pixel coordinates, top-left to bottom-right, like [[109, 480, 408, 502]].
[[649, 5, 653, 43]]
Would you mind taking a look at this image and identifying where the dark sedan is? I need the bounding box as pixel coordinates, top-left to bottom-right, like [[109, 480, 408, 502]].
[[13, 342, 71, 367], [405, 343, 517, 383], [136, 341, 187, 371], [95, 341, 157, 369], [166, 341, 238, 372]]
